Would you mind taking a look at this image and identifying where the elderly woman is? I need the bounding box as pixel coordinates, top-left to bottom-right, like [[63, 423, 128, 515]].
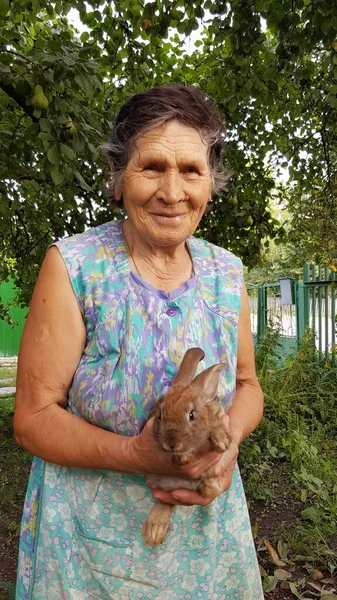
[[14, 84, 264, 599]]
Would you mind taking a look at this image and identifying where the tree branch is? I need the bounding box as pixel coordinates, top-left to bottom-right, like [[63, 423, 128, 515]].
[[0, 48, 35, 64], [0, 70, 39, 122], [6, 113, 25, 169]]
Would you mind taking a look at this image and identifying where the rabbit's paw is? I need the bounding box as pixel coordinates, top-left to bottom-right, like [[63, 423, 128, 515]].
[[142, 502, 174, 547], [199, 476, 223, 499], [173, 454, 189, 465], [209, 426, 231, 453]]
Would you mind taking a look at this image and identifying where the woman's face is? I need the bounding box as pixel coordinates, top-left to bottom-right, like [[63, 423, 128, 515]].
[[116, 120, 212, 248]]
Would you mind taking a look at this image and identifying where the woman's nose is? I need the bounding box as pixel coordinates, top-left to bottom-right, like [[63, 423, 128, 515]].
[[157, 170, 185, 204]]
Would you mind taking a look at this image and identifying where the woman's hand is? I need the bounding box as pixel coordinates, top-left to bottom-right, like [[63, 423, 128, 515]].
[[150, 440, 239, 506], [128, 417, 227, 481]]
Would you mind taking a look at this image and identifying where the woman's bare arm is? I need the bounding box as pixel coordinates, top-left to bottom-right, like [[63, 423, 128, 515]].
[[14, 247, 223, 479], [226, 283, 264, 444]]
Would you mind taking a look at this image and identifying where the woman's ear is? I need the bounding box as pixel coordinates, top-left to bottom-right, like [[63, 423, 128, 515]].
[[108, 158, 122, 201], [115, 185, 122, 201]]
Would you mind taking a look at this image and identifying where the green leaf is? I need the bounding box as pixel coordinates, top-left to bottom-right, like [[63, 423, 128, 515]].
[[12, 10, 22, 22], [0, 0, 9, 16], [300, 507, 321, 523], [228, 99, 237, 112], [85, 60, 100, 71], [41, 55, 58, 64], [50, 165, 65, 185], [80, 31, 90, 43], [24, 123, 39, 136], [263, 575, 279, 592], [72, 134, 84, 153], [39, 118, 53, 132], [60, 143, 75, 160], [74, 73, 93, 96], [277, 540, 289, 560], [74, 170, 92, 191], [38, 132, 53, 141], [47, 146, 61, 165], [289, 582, 303, 599], [63, 56, 76, 66]]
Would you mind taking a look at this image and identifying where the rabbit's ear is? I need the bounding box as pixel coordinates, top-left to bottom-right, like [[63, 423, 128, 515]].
[[191, 363, 225, 405], [172, 347, 205, 387]]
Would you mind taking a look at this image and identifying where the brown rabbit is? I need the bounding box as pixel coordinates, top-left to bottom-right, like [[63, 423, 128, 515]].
[[142, 347, 232, 547]]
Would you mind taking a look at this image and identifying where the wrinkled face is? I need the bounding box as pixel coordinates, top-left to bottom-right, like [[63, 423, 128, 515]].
[[115, 120, 212, 247]]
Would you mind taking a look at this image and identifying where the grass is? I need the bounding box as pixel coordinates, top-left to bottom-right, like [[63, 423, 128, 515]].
[[0, 368, 16, 388]]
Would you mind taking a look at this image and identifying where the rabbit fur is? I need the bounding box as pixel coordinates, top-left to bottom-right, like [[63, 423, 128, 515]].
[[142, 348, 232, 547]]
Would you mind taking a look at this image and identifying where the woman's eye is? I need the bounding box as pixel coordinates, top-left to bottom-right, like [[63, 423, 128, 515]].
[[144, 165, 158, 171], [185, 167, 198, 174]]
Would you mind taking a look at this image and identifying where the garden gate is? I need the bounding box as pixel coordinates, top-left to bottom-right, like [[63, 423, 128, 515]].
[[248, 264, 337, 365]]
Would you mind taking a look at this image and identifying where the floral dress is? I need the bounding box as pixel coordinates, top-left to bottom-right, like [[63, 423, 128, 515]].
[[16, 220, 263, 599]]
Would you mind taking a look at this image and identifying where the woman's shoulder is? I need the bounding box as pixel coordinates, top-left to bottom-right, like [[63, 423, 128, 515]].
[[189, 236, 243, 318], [52, 220, 125, 288], [189, 235, 243, 273], [52, 221, 127, 328], [55, 221, 121, 257]]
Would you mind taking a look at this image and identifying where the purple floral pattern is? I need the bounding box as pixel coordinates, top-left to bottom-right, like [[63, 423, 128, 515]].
[[16, 220, 263, 599]]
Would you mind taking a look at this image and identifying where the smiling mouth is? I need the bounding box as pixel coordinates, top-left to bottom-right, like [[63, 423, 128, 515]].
[[153, 213, 185, 218]]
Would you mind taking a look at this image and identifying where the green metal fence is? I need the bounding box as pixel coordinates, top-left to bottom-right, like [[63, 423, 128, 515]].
[[256, 280, 298, 356], [248, 264, 337, 365], [300, 264, 336, 365], [0, 281, 27, 357]]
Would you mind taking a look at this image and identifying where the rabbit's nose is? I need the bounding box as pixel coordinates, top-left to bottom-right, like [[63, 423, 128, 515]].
[[162, 439, 183, 453]]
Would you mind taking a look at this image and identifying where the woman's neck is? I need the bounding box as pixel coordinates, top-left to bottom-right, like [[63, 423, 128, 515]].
[[122, 221, 194, 293]]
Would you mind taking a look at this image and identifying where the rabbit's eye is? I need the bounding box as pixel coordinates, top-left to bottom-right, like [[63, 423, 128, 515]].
[[189, 410, 195, 421]]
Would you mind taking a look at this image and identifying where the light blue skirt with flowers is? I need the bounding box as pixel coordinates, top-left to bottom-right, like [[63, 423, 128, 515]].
[[16, 221, 263, 599]]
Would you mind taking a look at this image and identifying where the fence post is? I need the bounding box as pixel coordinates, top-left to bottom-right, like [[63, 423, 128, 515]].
[[296, 281, 309, 344], [257, 285, 267, 344]]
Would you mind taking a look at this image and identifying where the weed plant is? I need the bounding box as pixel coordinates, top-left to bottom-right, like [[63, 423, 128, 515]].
[[240, 328, 337, 563], [0, 396, 31, 538]]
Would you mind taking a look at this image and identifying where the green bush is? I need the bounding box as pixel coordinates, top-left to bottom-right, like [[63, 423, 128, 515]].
[[240, 329, 337, 560]]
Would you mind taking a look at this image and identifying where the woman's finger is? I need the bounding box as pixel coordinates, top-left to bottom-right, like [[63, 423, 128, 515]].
[[212, 443, 239, 477], [152, 487, 213, 506]]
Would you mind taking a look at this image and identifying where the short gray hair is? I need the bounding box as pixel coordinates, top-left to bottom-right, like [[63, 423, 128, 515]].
[[103, 84, 229, 208]]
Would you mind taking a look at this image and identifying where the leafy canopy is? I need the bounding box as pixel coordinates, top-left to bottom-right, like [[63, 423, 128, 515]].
[[1, 0, 337, 306]]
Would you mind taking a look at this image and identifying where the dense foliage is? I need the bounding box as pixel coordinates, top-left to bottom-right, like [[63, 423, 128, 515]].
[[1, 0, 337, 306]]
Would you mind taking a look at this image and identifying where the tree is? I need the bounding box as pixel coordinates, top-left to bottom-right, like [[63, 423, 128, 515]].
[[1, 0, 337, 307]]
